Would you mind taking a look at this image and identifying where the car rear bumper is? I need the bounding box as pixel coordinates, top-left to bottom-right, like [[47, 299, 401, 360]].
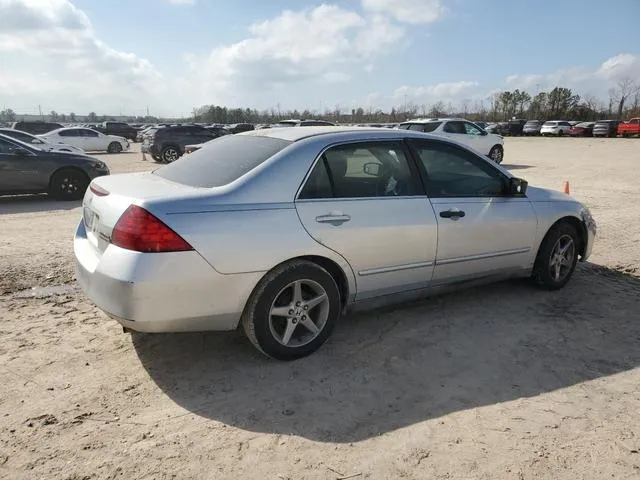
[[74, 220, 263, 332]]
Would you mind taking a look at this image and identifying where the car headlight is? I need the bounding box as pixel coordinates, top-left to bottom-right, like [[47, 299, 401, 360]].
[[91, 161, 107, 170]]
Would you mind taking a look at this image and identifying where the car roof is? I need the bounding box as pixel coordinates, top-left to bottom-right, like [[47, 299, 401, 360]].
[[400, 118, 466, 124]]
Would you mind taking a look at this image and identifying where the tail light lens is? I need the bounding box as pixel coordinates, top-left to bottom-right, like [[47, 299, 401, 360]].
[[111, 205, 193, 253]]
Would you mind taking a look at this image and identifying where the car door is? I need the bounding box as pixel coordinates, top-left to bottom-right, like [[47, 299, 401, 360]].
[[57, 129, 87, 149], [407, 139, 538, 285], [0, 138, 48, 193], [295, 140, 438, 299], [441, 120, 472, 149], [81, 129, 106, 151]]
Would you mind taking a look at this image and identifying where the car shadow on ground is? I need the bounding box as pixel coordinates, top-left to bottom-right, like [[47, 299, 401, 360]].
[[132, 263, 640, 443], [90, 151, 137, 156], [0, 194, 80, 214], [502, 164, 533, 170]]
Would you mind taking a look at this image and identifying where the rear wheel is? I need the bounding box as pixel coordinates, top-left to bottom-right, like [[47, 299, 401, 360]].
[[242, 260, 341, 360], [161, 146, 180, 163], [49, 168, 89, 201], [488, 145, 504, 164], [107, 142, 123, 153], [532, 223, 579, 290], [152, 154, 162, 162]]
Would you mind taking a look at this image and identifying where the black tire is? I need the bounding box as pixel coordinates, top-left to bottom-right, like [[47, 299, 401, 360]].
[[107, 142, 122, 153], [488, 145, 504, 164], [49, 168, 89, 201], [161, 145, 180, 163], [152, 154, 162, 163], [532, 222, 580, 290], [242, 260, 341, 360], [557, 130, 563, 137]]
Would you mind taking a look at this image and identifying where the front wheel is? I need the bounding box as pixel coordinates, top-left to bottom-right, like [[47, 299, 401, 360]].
[[107, 142, 123, 153], [242, 260, 341, 360], [49, 168, 89, 201], [488, 145, 504, 164], [532, 223, 580, 290]]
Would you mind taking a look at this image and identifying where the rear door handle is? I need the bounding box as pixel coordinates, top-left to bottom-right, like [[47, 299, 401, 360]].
[[439, 209, 465, 219], [316, 213, 351, 225]]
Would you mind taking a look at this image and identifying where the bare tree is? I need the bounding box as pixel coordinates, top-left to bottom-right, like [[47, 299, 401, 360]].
[[612, 77, 639, 119]]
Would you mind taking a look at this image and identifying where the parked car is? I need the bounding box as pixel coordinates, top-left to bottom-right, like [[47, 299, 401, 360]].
[[0, 133, 109, 200], [523, 120, 542, 135], [205, 126, 231, 137], [11, 121, 64, 135], [618, 118, 640, 137], [398, 118, 505, 163], [184, 129, 231, 154], [39, 128, 130, 153], [94, 121, 138, 141], [0, 128, 85, 154], [503, 119, 527, 136], [275, 119, 336, 127], [592, 120, 620, 138], [540, 121, 572, 136], [227, 123, 255, 134], [75, 126, 595, 360], [142, 125, 220, 163], [569, 122, 595, 137]]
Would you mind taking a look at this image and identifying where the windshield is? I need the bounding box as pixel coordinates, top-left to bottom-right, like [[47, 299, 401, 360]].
[[0, 133, 43, 152], [153, 134, 291, 187]]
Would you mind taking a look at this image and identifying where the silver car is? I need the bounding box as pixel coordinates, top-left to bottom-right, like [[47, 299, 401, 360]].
[[75, 127, 596, 360]]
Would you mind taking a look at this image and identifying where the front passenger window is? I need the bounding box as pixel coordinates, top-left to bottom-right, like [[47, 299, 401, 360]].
[[411, 141, 506, 197]]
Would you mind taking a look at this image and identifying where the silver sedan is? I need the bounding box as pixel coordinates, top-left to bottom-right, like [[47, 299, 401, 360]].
[[75, 127, 596, 360]]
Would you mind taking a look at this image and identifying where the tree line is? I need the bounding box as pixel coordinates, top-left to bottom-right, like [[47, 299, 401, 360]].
[[2, 78, 638, 125]]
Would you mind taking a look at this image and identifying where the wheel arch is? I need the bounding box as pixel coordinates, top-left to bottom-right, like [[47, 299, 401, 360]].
[[48, 166, 89, 190], [536, 215, 588, 261]]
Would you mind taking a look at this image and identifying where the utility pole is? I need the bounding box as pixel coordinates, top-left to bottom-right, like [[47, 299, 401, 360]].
[[38, 104, 43, 120]]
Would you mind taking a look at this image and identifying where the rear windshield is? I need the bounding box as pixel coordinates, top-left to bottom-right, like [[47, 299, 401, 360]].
[[153, 134, 291, 187]]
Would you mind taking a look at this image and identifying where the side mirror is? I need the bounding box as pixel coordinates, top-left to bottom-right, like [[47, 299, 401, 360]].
[[480, 130, 488, 136], [363, 162, 380, 176], [508, 177, 528, 195]]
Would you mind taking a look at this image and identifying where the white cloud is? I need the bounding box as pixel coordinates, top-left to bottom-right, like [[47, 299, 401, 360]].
[[188, 4, 408, 106], [504, 54, 640, 99], [0, 0, 165, 114], [361, 0, 444, 24], [394, 81, 480, 102]]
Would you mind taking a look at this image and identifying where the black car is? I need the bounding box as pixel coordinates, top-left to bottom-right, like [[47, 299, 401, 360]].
[[142, 125, 222, 163], [503, 119, 527, 136], [0, 133, 109, 200], [11, 121, 64, 135], [227, 123, 255, 134], [94, 121, 138, 141]]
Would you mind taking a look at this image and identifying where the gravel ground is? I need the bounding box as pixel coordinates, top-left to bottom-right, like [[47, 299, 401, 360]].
[[0, 138, 639, 480]]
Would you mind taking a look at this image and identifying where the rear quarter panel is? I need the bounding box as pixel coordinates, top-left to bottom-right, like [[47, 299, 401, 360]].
[[159, 206, 357, 297]]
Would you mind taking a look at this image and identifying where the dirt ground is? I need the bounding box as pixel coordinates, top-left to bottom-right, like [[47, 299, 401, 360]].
[[1, 138, 639, 480]]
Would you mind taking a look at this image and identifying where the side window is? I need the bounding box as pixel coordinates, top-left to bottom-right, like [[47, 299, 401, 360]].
[[464, 122, 482, 135], [0, 138, 25, 154], [83, 129, 99, 137], [410, 140, 506, 198], [408, 124, 425, 132], [397, 124, 411, 130], [59, 129, 78, 137], [299, 142, 422, 199], [443, 121, 465, 134]]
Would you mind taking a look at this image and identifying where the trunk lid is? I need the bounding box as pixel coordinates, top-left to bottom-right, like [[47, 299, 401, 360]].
[[81, 172, 204, 254]]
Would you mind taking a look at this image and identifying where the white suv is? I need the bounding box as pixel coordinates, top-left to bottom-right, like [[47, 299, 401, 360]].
[[540, 120, 572, 136], [398, 118, 505, 163]]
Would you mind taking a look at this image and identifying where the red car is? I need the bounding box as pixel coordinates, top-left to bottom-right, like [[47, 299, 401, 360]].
[[618, 118, 640, 137], [569, 122, 594, 137]]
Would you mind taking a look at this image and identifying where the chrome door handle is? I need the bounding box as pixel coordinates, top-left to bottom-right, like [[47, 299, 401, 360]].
[[316, 213, 351, 225]]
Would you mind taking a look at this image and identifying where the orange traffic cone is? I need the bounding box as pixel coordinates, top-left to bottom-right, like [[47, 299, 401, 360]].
[[562, 181, 570, 194]]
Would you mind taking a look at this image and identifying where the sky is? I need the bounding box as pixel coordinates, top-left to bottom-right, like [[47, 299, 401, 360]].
[[1, 0, 639, 117]]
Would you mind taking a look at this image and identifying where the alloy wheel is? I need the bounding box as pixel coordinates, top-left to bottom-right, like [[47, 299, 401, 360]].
[[548, 234, 575, 282], [268, 279, 330, 347]]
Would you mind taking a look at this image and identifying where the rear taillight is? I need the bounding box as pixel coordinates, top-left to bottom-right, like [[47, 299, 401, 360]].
[[90, 183, 109, 196], [111, 205, 193, 253]]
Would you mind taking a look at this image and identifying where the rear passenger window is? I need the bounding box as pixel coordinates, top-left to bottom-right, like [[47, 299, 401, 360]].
[[299, 142, 423, 199]]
